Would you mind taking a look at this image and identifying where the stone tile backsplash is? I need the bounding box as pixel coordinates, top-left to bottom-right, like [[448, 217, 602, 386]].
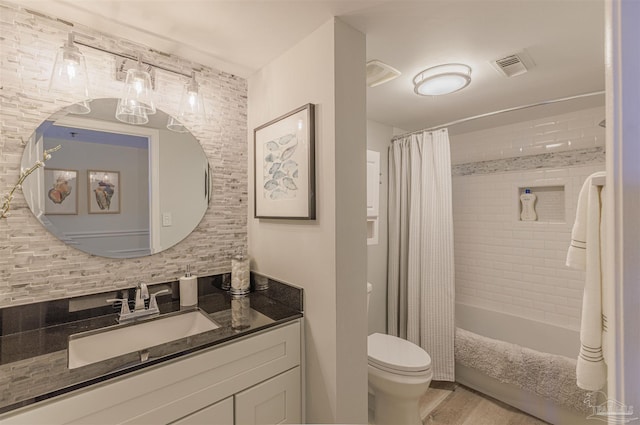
[[0, 1, 248, 307], [453, 147, 605, 176]]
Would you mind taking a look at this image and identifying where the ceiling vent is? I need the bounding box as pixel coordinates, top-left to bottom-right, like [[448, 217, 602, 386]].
[[366, 60, 401, 87], [491, 50, 535, 78]]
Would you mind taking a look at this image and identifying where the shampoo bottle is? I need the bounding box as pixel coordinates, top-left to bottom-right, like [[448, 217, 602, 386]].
[[520, 188, 537, 221], [179, 265, 198, 307]]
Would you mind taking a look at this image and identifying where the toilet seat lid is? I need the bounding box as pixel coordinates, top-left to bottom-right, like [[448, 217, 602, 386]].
[[367, 333, 432, 373]]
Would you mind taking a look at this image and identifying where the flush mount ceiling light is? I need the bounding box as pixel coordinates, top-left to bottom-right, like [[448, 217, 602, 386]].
[[413, 63, 472, 96], [49, 33, 91, 114]]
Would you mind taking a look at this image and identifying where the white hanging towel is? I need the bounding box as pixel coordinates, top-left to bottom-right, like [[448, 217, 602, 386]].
[[566, 171, 607, 391]]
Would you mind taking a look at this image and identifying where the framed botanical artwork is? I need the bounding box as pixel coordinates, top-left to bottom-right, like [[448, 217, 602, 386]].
[[44, 168, 78, 215], [88, 170, 120, 214], [254, 103, 315, 219]]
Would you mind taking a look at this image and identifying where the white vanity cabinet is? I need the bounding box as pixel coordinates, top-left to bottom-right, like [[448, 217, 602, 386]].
[[0, 320, 303, 425], [172, 397, 234, 425], [235, 366, 301, 424]]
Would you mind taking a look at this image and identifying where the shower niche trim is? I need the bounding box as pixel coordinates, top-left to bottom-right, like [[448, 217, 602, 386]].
[[513, 179, 569, 224]]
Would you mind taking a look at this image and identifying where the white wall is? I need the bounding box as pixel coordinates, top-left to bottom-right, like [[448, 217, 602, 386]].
[[366, 120, 391, 336], [248, 18, 367, 424], [366, 122, 406, 336]]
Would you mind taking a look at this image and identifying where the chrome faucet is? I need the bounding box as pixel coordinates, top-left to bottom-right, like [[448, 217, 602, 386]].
[[107, 283, 169, 324], [134, 283, 149, 310]]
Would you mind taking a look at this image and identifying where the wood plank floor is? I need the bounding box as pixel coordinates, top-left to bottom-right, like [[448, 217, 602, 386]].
[[419, 382, 550, 425]]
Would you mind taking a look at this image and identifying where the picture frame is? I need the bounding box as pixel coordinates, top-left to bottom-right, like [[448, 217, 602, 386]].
[[88, 170, 120, 214], [254, 103, 315, 219], [44, 168, 78, 215]]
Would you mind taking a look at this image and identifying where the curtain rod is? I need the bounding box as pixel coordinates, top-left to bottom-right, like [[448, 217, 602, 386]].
[[391, 91, 605, 141]]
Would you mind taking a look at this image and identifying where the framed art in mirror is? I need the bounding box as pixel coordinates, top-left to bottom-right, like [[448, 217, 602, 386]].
[[88, 170, 120, 214], [254, 103, 315, 219], [44, 168, 78, 215]]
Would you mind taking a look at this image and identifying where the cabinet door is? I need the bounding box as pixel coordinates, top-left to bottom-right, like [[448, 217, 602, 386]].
[[235, 367, 301, 425], [171, 396, 233, 425]]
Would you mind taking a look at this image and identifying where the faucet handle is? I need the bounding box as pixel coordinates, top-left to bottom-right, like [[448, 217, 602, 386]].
[[106, 298, 131, 316], [149, 289, 169, 311]]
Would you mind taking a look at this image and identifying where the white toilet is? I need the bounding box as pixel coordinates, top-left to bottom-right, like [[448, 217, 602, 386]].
[[367, 283, 432, 425]]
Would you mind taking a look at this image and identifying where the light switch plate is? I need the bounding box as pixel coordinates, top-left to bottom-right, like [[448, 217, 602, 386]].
[[162, 212, 172, 227]]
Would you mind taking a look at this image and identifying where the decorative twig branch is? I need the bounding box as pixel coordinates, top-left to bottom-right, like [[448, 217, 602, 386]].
[[1, 145, 62, 219]]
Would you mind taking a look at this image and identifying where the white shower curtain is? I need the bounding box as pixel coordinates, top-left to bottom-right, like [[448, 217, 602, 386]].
[[387, 129, 455, 381]]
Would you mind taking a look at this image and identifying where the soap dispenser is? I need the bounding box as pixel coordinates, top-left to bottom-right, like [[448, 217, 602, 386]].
[[520, 188, 537, 221], [179, 265, 198, 307]]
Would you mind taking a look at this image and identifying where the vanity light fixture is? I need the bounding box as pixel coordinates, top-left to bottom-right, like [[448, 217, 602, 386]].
[[115, 56, 156, 125], [49, 36, 207, 126], [167, 72, 207, 133], [413, 63, 472, 96], [49, 33, 91, 114]]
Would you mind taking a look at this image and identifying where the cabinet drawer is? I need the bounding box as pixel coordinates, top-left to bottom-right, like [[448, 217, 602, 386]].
[[170, 397, 233, 425], [1, 320, 301, 425]]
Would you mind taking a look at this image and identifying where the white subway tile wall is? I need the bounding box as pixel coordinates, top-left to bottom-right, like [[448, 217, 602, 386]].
[[450, 107, 605, 165], [0, 2, 247, 306], [453, 163, 605, 331]]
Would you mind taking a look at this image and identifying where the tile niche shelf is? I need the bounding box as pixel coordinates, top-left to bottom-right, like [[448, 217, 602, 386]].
[[517, 185, 566, 223]]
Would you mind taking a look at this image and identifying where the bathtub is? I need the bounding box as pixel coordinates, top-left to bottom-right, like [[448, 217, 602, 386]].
[[455, 303, 593, 425]]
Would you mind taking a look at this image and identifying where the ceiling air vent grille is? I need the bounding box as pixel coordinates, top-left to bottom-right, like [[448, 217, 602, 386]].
[[366, 60, 401, 88], [491, 50, 535, 78]]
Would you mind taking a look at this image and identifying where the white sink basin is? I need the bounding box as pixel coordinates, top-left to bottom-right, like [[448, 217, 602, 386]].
[[68, 309, 220, 369]]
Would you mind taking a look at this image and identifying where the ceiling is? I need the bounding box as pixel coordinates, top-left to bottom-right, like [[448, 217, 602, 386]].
[[20, 0, 606, 135]]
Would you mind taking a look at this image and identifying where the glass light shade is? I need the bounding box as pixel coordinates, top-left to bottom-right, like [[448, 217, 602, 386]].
[[115, 99, 149, 125], [166, 115, 188, 133], [413, 63, 472, 96], [167, 72, 206, 133], [115, 58, 155, 124], [49, 33, 91, 114]]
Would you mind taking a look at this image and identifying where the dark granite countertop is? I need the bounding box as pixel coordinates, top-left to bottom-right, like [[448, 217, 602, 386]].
[[0, 273, 303, 415]]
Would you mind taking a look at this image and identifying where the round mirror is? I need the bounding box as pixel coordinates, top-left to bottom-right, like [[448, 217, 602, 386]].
[[21, 98, 211, 258]]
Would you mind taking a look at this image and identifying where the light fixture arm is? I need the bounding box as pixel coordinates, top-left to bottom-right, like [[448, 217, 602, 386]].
[[187, 71, 199, 93], [65, 33, 74, 48], [74, 40, 199, 79]]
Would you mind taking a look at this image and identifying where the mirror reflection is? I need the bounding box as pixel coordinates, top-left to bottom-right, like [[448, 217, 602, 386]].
[[21, 98, 211, 258]]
